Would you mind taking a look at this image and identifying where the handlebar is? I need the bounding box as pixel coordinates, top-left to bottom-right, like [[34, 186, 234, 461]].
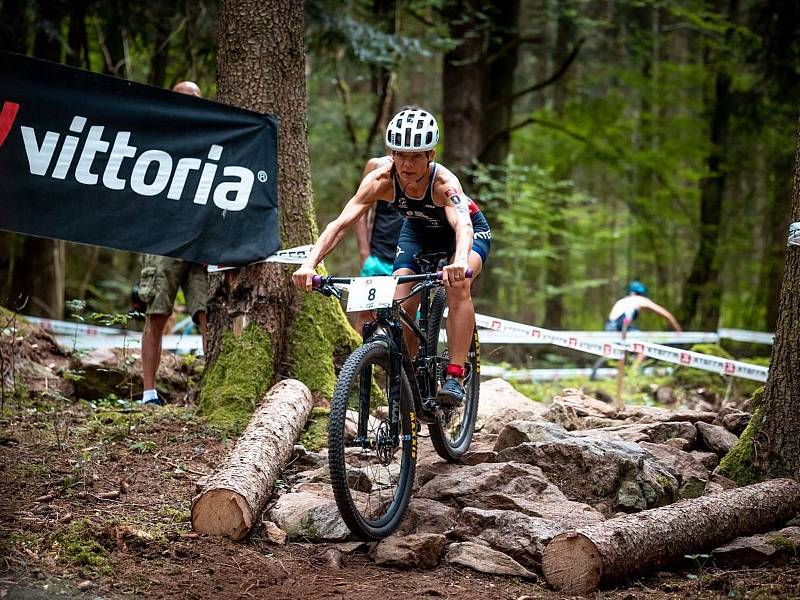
[[312, 269, 473, 289]]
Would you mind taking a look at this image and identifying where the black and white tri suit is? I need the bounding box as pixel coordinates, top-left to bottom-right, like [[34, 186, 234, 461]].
[[387, 163, 491, 274]]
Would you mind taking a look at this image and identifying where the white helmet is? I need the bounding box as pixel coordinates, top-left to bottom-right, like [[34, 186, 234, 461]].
[[386, 109, 439, 152]]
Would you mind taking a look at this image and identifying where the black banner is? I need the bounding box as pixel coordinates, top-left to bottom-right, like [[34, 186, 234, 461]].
[[0, 52, 279, 265]]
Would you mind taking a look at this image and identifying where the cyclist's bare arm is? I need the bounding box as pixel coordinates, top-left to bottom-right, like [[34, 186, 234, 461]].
[[293, 166, 392, 291], [434, 171, 473, 285], [641, 297, 682, 331]]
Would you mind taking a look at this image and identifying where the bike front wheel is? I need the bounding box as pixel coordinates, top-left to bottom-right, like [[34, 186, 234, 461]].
[[327, 340, 416, 540], [429, 326, 480, 462]]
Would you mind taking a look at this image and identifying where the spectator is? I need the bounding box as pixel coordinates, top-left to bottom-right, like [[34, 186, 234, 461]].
[[138, 81, 207, 405]]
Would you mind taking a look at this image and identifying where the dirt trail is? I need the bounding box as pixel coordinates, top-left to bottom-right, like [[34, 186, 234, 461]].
[[1, 394, 799, 599]]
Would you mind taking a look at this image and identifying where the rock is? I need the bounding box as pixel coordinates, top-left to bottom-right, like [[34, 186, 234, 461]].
[[691, 450, 720, 471], [678, 475, 708, 499], [703, 482, 726, 496], [617, 479, 646, 511], [718, 410, 752, 436], [477, 379, 549, 433], [263, 520, 287, 545], [268, 485, 349, 541], [448, 507, 564, 568], [544, 388, 617, 429], [396, 498, 458, 535], [444, 541, 537, 579], [370, 533, 447, 569], [577, 416, 625, 429], [696, 422, 739, 455], [460, 449, 498, 465], [493, 420, 568, 452], [616, 405, 716, 424], [322, 547, 342, 569], [417, 462, 604, 529], [78, 581, 92, 591], [575, 421, 698, 445], [663, 438, 691, 451], [497, 437, 678, 511], [655, 385, 674, 405], [639, 442, 709, 483], [712, 527, 800, 568], [709, 472, 738, 490]]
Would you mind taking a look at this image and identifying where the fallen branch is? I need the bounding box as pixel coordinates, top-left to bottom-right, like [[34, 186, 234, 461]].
[[191, 379, 312, 540], [542, 478, 800, 595]]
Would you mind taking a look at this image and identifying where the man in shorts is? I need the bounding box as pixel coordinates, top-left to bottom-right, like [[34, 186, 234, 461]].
[[138, 81, 208, 405]]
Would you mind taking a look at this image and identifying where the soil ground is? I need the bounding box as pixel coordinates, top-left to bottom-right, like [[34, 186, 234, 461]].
[[2, 393, 799, 599]]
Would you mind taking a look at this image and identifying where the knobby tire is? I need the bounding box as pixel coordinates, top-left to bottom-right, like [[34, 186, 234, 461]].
[[327, 340, 416, 540]]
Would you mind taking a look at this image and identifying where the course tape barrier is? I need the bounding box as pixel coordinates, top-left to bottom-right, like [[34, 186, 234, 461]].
[[54, 334, 203, 354], [472, 312, 769, 383], [208, 245, 314, 273], [478, 330, 719, 345], [481, 365, 672, 382], [10, 314, 770, 379]]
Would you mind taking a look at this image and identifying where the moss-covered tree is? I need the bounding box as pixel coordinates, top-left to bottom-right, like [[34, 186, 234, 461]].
[[719, 116, 800, 483], [200, 0, 359, 433]]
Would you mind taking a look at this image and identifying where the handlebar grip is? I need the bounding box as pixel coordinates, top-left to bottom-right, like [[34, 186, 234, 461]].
[[311, 275, 323, 288], [436, 268, 474, 280]]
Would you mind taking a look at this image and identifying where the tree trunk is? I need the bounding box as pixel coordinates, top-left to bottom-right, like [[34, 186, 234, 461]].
[[201, 0, 359, 433], [191, 379, 312, 539], [478, 0, 520, 167], [720, 115, 800, 483], [542, 13, 572, 330], [760, 149, 793, 331], [7, 0, 68, 319], [678, 0, 737, 330], [441, 0, 484, 175], [542, 479, 800, 595]]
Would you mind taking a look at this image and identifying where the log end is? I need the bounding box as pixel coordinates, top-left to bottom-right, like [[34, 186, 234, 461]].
[[542, 531, 603, 596], [191, 488, 253, 541]]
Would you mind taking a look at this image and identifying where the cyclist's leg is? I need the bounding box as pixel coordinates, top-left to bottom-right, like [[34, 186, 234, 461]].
[[444, 250, 483, 368]]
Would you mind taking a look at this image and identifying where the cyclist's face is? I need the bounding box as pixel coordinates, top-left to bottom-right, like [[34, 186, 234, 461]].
[[392, 150, 433, 180]]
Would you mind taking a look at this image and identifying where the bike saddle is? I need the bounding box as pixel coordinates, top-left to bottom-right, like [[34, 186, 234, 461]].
[[413, 251, 449, 273]]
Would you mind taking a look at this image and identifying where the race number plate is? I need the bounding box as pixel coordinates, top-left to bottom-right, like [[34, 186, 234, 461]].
[[346, 276, 398, 312]]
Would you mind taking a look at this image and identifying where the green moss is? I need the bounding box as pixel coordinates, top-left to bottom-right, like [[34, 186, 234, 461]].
[[288, 292, 360, 400], [718, 406, 765, 486], [55, 519, 112, 577], [766, 533, 798, 552], [300, 407, 329, 451], [199, 324, 274, 436]]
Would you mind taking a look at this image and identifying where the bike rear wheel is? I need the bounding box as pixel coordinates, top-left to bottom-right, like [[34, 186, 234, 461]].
[[429, 326, 480, 462], [327, 340, 416, 540]]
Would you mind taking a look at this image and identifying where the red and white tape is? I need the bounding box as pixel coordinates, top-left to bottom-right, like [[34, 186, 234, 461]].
[[473, 312, 768, 383]]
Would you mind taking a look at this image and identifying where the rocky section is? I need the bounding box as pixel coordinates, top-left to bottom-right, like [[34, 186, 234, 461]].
[[1, 318, 777, 586]]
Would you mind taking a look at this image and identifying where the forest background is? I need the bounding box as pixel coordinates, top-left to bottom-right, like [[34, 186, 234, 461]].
[[2, 0, 798, 353]]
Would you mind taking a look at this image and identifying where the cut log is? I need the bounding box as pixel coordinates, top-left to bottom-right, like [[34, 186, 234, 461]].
[[542, 478, 800, 595], [191, 379, 312, 540]]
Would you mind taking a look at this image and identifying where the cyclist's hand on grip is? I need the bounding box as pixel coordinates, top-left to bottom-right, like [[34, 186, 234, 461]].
[[292, 264, 317, 292], [442, 259, 469, 288]]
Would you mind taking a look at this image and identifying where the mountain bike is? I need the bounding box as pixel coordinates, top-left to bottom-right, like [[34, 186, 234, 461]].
[[311, 253, 480, 540]]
